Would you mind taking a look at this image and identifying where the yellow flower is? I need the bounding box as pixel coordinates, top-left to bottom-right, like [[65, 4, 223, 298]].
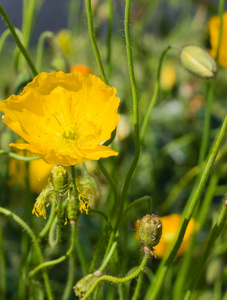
[[0, 71, 120, 166], [154, 214, 195, 258], [209, 12, 227, 68]]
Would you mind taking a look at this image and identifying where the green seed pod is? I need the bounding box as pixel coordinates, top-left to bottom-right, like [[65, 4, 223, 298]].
[[51, 165, 68, 191], [179, 45, 217, 79], [67, 191, 80, 221], [138, 214, 162, 250], [74, 274, 98, 298]]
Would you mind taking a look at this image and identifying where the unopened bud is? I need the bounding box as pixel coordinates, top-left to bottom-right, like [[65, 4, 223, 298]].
[[74, 273, 99, 298], [180, 45, 217, 79], [138, 214, 162, 250], [51, 165, 68, 191]]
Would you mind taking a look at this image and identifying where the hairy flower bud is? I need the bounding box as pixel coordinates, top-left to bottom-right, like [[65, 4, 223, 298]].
[[74, 274, 98, 298], [179, 45, 217, 79], [51, 165, 68, 191], [138, 214, 162, 250]]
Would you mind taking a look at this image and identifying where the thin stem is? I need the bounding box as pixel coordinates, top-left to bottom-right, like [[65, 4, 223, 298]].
[[0, 5, 38, 77], [62, 253, 75, 300], [98, 241, 118, 273], [81, 251, 150, 300], [145, 115, 227, 300], [29, 222, 76, 277], [215, 0, 225, 62], [0, 150, 40, 161], [86, 0, 108, 84], [39, 200, 56, 239], [124, 196, 152, 217], [131, 273, 144, 300], [36, 31, 61, 72], [0, 207, 53, 300], [107, 0, 113, 77], [140, 45, 173, 144]]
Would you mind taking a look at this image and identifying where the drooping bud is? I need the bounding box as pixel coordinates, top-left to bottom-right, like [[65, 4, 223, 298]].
[[179, 45, 217, 79], [73, 273, 99, 298], [51, 165, 68, 191], [138, 214, 162, 250]]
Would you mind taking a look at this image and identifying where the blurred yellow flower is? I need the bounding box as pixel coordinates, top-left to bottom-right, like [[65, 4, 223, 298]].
[[9, 155, 54, 194], [0, 71, 120, 166], [154, 214, 195, 258], [209, 12, 227, 68], [161, 65, 176, 91], [135, 214, 196, 258], [70, 64, 92, 74]]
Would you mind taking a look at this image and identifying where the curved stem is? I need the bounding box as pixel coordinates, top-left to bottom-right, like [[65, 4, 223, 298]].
[[124, 196, 152, 217], [85, 0, 108, 85], [36, 31, 61, 72], [81, 251, 150, 300], [0, 5, 38, 77], [29, 222, 76, 277], [140, 45, 175, 144], [0, 150, 40, 161], [0, 207, 53, 300], [98, 241, 118, 273]]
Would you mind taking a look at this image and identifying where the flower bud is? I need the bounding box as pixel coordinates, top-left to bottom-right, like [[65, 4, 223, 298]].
[[138, 214, 162, 250], [51, 165, 68, 191], [179, 45, 217, 79], [74, 274, 98, 298]]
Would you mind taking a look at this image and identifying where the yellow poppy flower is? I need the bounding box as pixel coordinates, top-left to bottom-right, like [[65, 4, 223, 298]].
[[0, 71, 120, 166], [209, 12, 227, 68]]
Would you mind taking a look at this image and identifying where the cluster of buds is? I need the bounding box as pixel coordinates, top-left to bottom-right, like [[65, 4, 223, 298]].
[[32, 165, 99, 221]]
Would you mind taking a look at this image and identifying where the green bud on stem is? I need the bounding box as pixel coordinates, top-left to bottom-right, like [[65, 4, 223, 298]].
[[51, 165, 68, 191], [138, 214, 162, 251], [179, 45, 217, 79]]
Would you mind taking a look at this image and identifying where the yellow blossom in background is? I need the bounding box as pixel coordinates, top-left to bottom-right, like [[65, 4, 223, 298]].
[[0, 71, 120, 166], [70, 64, 92, 74], [154, 214, 195, 258], [8, 147, 54, 194], [160, 65, 176, 91], [135, 214, 196, 258], [209, 12, 227, 68]]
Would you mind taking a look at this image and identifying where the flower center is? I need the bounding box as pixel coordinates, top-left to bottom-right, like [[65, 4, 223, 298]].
[[62, 126, 77, 140]]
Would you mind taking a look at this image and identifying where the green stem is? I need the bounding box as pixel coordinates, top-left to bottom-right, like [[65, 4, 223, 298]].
[[86, 0, 108, 85], [145, 115, 227, 300], [124, 196, 152, 217], [29, 222, 76, 277], [184, 198, 227, 300], [39, 200, 56, 239], [76, 233, 88, 275], [98, 241, 118, 273], [81, 251, 150, 300], [131, 273, 144, 300], [0, 5, 38, 76], [0, 207, 53, 300], [62, 252, 75, 300], [215, 0, 225, 63], [36, 31, 61, 72], [22, 0, 35, 47], [140, 45, 173, 144], [0, 150, 40, 161], [0, 28, 24, 55], [107, 0, 113, 77]]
